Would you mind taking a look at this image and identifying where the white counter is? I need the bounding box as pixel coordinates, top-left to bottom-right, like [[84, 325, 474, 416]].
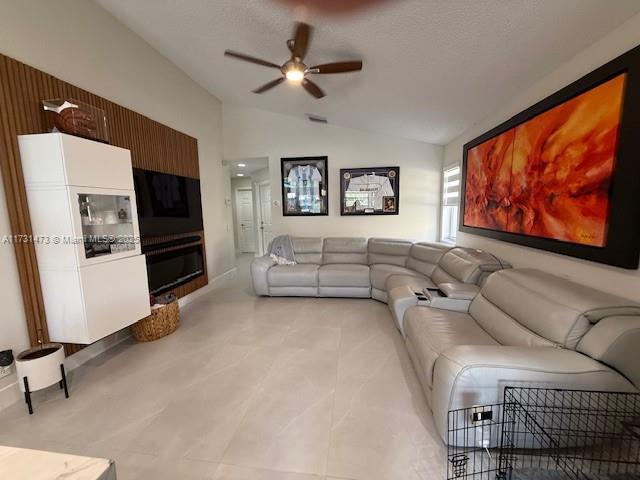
[[0, 445, 116, 479]]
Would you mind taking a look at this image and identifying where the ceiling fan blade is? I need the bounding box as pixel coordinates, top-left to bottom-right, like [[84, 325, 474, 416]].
[[309, 61, 363, 74], [291, 22, 312, 60], [224, 50, 281, 69], [302, 78, 325, 99], [253, 77, 286, 94]]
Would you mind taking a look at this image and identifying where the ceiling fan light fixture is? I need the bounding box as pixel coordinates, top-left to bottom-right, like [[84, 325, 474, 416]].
[[285, 67, 304, 82], [225, 22, 362, 98]]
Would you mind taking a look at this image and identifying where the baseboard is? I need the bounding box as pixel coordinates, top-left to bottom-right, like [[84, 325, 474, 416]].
[[0, 267, 238, 412]]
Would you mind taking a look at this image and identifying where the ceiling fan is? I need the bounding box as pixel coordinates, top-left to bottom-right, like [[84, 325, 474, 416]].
[[224, 22, 363, 99]]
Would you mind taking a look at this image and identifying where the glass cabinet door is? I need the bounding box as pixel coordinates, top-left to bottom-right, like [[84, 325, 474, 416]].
[[77, 193, 136, 259]]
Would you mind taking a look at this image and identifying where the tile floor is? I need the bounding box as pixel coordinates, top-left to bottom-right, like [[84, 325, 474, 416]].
[[0, 255, 446, 479]]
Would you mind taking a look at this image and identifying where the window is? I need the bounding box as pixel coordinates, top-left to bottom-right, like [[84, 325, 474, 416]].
[[441, 166, 460, 244]]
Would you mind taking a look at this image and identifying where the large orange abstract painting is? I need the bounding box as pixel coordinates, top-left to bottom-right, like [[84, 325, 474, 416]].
[[463, 74, 626, 247]]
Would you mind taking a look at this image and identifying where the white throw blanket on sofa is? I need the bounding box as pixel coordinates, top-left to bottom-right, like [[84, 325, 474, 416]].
[[268, 235, 296, 265]]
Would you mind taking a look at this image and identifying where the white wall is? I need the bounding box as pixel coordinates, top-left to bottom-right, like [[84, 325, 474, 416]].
[[0, 190, 29, 402], [443, 12, 640, 301], [223, 105, 443, 241], [0, 0, 234, 396], [251, 167, 270, 185]]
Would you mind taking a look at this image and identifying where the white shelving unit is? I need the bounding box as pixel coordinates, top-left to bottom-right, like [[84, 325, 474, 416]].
[[19, 133, 151, 344]]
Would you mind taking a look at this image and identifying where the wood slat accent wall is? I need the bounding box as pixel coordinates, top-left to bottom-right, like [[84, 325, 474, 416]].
[[0, 53, 207, 352]]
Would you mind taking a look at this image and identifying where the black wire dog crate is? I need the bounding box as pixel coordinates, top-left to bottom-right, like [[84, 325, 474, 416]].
[[447, 387, 640, 480]]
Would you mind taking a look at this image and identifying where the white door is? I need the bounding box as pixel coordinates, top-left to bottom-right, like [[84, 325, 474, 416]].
[[259, 182, 273, 252], [236, 189, 256, 253]]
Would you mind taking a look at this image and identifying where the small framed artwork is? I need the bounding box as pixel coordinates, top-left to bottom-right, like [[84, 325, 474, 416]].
[[281, 156, 328, 216], [340, 166, 400, 215]]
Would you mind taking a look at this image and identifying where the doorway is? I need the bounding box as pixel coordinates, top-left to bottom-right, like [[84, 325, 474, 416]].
[[235, 188, 256, 253], [227, 157, 270, 257], [257, 180, 273, 254]]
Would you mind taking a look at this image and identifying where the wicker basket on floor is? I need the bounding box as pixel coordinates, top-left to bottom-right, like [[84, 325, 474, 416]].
[[130, 301, 180, 342]]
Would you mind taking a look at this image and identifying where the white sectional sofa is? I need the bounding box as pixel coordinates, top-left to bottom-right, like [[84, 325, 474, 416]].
[[404, 268, 640, 442], [251, 237, 504, 300], [250, 237, 640, 444]]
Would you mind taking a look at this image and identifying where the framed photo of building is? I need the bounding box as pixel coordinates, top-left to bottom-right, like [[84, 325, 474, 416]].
[[340, 166, 400, 215], [281, 156, 328, 216]]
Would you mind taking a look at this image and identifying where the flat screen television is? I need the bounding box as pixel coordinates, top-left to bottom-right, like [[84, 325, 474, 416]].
[[133, 168, 203, 238]]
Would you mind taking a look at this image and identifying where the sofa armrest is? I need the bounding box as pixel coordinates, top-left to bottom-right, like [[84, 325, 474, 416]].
[[431, 345, 636, 444], [577, 315, 640, 389], [250, 256, 276, 296]]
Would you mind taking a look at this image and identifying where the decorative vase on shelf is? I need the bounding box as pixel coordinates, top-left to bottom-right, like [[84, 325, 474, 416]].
[[15, 343, 69, 415]]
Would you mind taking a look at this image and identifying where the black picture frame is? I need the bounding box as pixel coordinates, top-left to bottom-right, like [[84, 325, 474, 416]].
[[459, 44, 640, 269], [280, 156, 328, 216], [340, 167, 400, 216]]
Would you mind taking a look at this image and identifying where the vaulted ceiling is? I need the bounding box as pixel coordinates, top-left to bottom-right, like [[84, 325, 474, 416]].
[[96, 0, 640, 145]]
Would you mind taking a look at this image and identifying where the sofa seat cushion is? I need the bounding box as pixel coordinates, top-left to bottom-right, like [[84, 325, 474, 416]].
[[404, 307, 498, 389], [319, 264, 370, 287], [268, 264, 319, 287], [370, 264, 423, 291], [386, 274, 436, 293]]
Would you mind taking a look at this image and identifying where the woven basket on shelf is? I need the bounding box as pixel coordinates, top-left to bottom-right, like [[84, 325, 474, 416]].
[[130, 301, 180, 342]]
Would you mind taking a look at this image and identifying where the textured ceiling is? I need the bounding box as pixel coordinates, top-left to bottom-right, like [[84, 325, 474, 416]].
[[96, 0, 640, 145]]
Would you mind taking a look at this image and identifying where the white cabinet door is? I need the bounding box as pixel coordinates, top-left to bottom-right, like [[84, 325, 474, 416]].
[[68, 186, 142, 267], [19, 133, 134, 189], [26, 186, 77, 270], [61, 134, 134, 190], [80, 255, 151, 343], [38, 268, 86, 344]]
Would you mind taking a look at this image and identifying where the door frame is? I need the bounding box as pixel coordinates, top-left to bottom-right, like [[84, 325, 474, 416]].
[[255, 180, 271, 256], [235, 187, 256, 253]]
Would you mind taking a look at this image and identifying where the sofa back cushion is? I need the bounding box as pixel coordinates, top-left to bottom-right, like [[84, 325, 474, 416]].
[[577, 316, 640, 389], [368, 238, 412, 266], [323, 237, 368, 265], [469, 294, 557, 348], [431, 247, 507, 286], [292, 237, 323, 264], [405, 242, 449, 277], [472, 268, 640, 349]]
